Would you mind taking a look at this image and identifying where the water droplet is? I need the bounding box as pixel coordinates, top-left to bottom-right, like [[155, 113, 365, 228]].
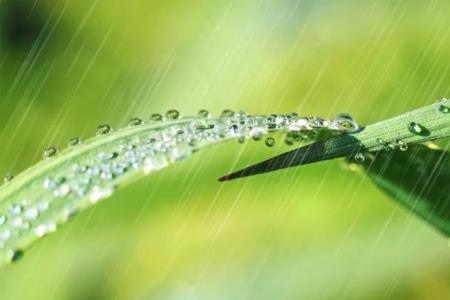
[[0, 215, 6, 226], [0, 229, 11, 240], [265, 137, 275, 147], [408, 122, 429, 136], [221, 109, 235, 117], [43, 146, 58, 159], [68, 137, 82, 147], [128, 117, 143, 126], [376, 138, 385, 145], [397, 140, 408, 151], [198, 109, 210, 118], [166, 109, 180, 120], [10, 250, 24, 263], [11, 217, 23, 228], [334, 114, 359, 132], [96, 124, 112, 136], [150, 113, 163, 122], [439, 104, 449, 113], [3, 174, 13, 183], [35, 225, 47, 237], [98, 152, 118, 161], [250, 127, 266, 141], [354, 152, 365, 163]]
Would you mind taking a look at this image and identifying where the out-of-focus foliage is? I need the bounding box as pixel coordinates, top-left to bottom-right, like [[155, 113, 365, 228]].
[[0, 0, 449, 299]]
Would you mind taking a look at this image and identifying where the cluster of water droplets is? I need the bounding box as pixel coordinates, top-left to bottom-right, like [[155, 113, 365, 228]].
[[0, 109, 359, 264]]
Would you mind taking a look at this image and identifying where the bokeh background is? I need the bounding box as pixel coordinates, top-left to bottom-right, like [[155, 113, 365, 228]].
[[0, 0, 449, 299]]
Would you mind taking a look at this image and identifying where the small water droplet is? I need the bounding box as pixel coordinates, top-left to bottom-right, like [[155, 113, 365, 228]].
[[96, 124, 112, 136], [89, 186, 114, 203], [265, 137, 275, 147], [150, 113, 163, 122], [128, 117, 143, 126], [166, 109, 180, 120], [397, 139, 408, 151], [198, 109, 210, 118], [35, 225, 47, 237], [221, 109, 235, 117], [354, 152, 365, 163], [68, 137, 82, 147], [3, 174, 13, 183], [10, 250, 24, 263], [43, 146, 58, 159], [0, 229, 11, 240], [439, 104, 449, 113]]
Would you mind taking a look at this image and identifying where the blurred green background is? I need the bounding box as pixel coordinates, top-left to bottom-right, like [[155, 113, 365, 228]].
[[0, 0, 449, 299]]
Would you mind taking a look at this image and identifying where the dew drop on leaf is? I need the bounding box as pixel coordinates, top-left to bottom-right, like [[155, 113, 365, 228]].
[[166, 109, 180, 120], [43, 146, 58, 159], [150, 113, 163, 122], [220, 109, 235, 117], [198, 109, 210, 118], [128, 117, 143, 126], [3, 174, 13, 183], [96, 124, 113, 136], [265, 137, 275, 147], [68, 137, 82, 147]]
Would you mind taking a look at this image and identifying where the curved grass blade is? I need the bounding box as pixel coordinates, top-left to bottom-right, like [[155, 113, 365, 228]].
[[0, 112, 347, 266], [361, 144, 450, 236], [220, 99, 450, 181]]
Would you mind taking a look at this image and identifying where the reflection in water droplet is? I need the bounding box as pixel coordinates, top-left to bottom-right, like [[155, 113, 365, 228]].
[[43, 146, 58, 159]]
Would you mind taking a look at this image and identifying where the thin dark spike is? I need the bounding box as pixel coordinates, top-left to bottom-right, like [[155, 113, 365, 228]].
[[218, 134, 363, 181]]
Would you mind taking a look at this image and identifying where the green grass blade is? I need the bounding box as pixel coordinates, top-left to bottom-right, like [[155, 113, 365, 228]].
[[361, 144, 450, 236]]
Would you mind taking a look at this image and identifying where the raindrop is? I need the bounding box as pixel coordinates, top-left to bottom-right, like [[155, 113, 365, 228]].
[[354, 152, 365, 163], [397, 140, 408, 151], [96, 124, 112, 136], [439, 104, 449, 113], [198, 109, 210, 118], [150, 113, 163, 122], [43, 146, 58, 159], [128, 117, 143, 126], [3, 174, 13, 183], [10, 250, 24, 263], [220, 109, 235, 117], [334, 114, 359, 132], [265, 137, 275, 147], [166, 109, 180, 120], [68, 137, 82, 147], [408, 122, 429, 136]]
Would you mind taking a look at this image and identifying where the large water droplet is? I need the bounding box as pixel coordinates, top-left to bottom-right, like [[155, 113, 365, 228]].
[[408, 122, 429, 136], [334, 114, 359, 132]]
